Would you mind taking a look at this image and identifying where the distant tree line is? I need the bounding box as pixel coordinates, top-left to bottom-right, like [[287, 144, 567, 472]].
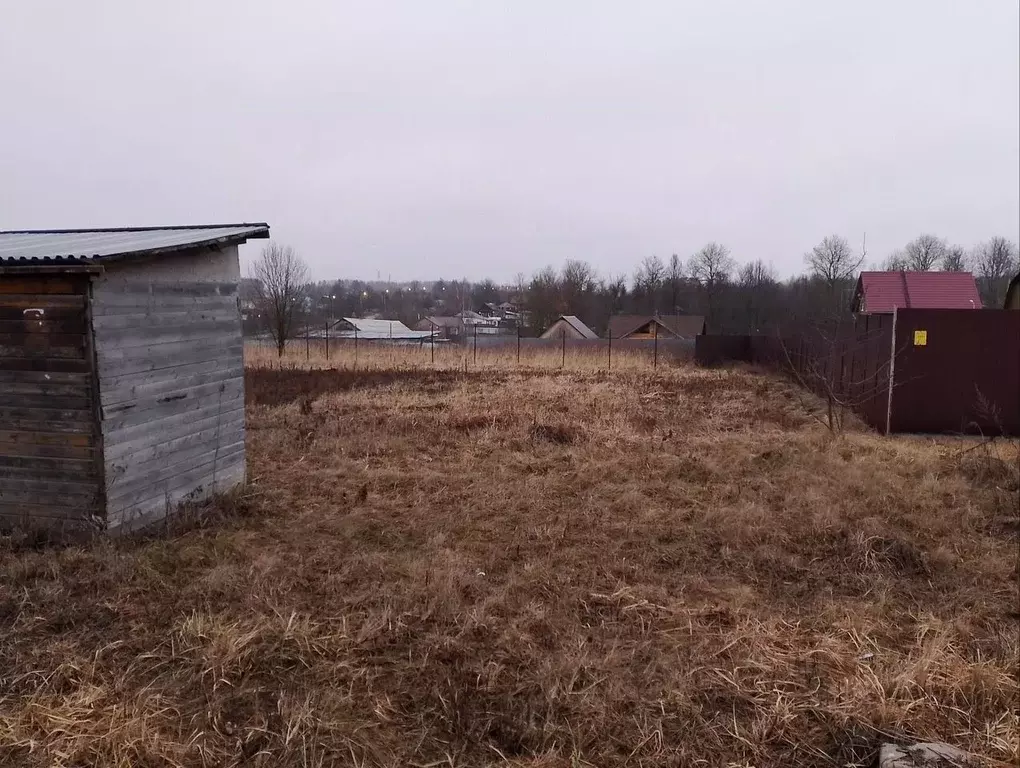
[[245, 234, 1019, 349]]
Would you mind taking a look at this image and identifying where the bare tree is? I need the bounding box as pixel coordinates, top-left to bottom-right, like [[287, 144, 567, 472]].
[[250, 243, 309, 357], [560, 259, 597, 316], [688, 243, 735, 321], [941, 244, 968, 272], [737, 260, 778, 332], [632, 255, 666, 313], [667, 253, 685, 313], [805, 235, 863, 290], [899, 234, 947, 271], [738, 259, 777, 288], [524, 266, 561, 334], [973, 236, 1019, 307]]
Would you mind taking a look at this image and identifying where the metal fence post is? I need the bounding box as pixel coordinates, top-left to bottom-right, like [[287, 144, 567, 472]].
[[305, 321, 310, 360], [561, 329, 566, 369], [473, 324, 477, 365], [325, 320, 329, 362], [516, 323, 521, 365], [653, 322, 658, 369], [354, 328, 358, 368], [431, 325, 435, 364], [608, 330, 612, 372]]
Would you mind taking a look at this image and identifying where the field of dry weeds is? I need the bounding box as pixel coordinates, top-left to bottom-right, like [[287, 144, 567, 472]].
[[1, 358, 1018, 767]]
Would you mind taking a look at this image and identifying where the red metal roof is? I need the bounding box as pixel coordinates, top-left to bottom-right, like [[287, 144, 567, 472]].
[[853, 271, 982, 313]]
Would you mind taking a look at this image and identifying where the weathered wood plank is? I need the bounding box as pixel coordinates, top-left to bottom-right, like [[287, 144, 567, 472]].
[[0, 484, 100, 506], [91, 295, 237, 314], [0, 507, 98, 531], [0, 316, 87, 334], [3, 380, 92, 398], [0, 343, 86, 360], [97, 336, 241, 364], [0, 357, 92, 374], [0, 405, 93, 424], [97, 281, 238, 296], [0, 440, 94, 461], [2, 392, 92, 410], [99, 357, 238, 392], [0, 294, 85, 309], [104, 410, 244, 460], [100, 364, 243, 407], [106, 447, 245, 511], [0, 369, 92, 386], [97, 343, 242, 379], [101, 375, 241, 417], [1, 477, 100, 502], [0, 278, 84, 295], [0, 407, 95, 435], [0, 306, 86, 325], [0, 454, 97, 481], [102, 402, 245, 451], [0, 429, 93, 447], [0, 332, 85, 347], [106, 459, 245, 529], [95, 323, 240, 352], [98, 320, 241, 348], [105, 425, 243, 479], [106, 441, 245, 506], [91, 308, 239, 332], [102, 377, 242, 422]]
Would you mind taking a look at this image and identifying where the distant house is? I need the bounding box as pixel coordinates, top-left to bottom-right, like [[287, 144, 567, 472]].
[[606, 314, 706, 339], [332, 317, 433, 340], [1005, 272, 1020, 310], [540, 315, 599, 340], [415, 315, 463, 338], [852, 271, 982, 314]]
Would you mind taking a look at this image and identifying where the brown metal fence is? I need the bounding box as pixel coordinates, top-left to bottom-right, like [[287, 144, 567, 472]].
[[889, 309, 1019, 434], [696, 309, 1020, 436]]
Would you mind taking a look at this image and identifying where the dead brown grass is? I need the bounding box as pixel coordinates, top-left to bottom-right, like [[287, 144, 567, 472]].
[[1, 363, 1017, 767]]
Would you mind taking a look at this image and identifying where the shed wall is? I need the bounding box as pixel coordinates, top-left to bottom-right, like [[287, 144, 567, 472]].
[[92, 245, 246, 531], [0, 275, 102, 531]]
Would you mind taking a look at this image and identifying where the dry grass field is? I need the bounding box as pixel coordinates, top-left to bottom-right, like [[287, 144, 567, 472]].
[[1, 352, 1018, 767]]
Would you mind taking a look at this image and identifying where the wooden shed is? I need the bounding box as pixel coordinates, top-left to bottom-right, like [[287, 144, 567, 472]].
[[0, 223, 269, 535]]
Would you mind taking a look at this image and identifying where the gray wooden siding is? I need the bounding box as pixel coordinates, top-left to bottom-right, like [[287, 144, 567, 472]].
[[92, 280, 246, 531], [0, 276, 102, 532]]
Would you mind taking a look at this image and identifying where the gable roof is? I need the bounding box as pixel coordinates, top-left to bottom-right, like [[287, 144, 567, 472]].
[[853, 271, 982, 313], [422, 315, 463, 328], [607, 314, 706, 339], [560, 315, 599, 339], [334, 317, 435, 338], [0, 224, 270, 265]]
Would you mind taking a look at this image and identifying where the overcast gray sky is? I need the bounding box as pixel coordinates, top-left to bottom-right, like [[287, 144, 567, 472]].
[[2, 1, 1017, 281]]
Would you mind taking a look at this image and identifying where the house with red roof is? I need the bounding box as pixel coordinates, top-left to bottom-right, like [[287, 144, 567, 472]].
[[851, 271, 982, 314]]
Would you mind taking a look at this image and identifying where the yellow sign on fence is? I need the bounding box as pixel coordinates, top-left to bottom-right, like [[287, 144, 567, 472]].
[[913, 330, 927, 346]]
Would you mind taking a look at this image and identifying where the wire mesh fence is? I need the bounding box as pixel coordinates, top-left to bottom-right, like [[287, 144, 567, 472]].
[[245, 331, 695, 373]]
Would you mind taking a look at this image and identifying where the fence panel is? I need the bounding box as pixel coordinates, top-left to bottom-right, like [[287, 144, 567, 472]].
[[890, 309, 1020, 434]]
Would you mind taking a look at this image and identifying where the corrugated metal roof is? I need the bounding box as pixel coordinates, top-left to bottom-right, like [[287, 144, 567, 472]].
[[854, 271, 982, 313], [560, 315, 599, 339], [334, 317, 435, 340], [0, 224, 270, 264]]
